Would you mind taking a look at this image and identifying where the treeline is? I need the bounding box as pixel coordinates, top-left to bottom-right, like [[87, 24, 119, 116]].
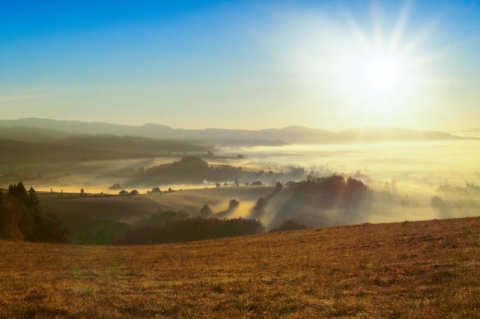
[[0, 182, 68, 243], [296, 175, 368, 206], [271, 175, 369, 228], [115, 213, 265, 245], [133, 156, 308, 186], [139, 156, 242, 184]]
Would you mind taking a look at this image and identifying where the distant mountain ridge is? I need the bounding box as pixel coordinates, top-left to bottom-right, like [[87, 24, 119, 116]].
[[0, 118, 468, 145]]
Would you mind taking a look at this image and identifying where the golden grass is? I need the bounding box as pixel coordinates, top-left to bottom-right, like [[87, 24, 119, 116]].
[[1, 217, 480, 318]]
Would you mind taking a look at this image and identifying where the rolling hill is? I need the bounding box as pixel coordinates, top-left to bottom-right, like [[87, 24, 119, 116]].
[[337, 126, 461, 142], [0, 135, 207, 164], [0, 118, 468, 145]]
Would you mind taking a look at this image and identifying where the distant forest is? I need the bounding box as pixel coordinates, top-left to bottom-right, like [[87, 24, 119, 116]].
[[129, 156, 307, 186]]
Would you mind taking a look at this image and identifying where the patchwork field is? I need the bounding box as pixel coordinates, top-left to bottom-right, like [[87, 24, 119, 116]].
[[1, 216, 479, 318]]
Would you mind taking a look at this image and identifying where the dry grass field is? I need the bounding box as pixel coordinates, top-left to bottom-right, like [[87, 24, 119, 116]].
[[1, 217, 479, 318]]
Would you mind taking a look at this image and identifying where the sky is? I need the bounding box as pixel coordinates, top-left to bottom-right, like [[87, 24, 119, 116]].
[[1, 0, 480, 131]]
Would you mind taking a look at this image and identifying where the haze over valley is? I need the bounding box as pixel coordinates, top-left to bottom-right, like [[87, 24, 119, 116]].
[[2, 1, 480, 317], [1, 118, 479, 244]]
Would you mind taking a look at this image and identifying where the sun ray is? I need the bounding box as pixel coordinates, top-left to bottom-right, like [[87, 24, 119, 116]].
[[370, 0, 385, 48], [339, 5, 372, 52], [266, 0, 462, 129], [387, 0, 413, 52]]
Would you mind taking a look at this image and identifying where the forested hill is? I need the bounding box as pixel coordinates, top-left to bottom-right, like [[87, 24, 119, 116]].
[[0, 136, 206, 163]]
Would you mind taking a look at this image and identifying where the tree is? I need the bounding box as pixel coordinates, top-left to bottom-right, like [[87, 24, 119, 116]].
[[34, 213, 69, 243], [0, 182, 68, 243], [115, 217, 265, 245], [252, 197, 267, 217], [150, 187, 161, 193], [228, 199, 239, 211], [200, 205, 212, 218], [5, 182, 34, 239], [0, 194, 27, 241], [275, 182, 283, 193], [27, 187, 41, 215], [109, 183, 122, 190]]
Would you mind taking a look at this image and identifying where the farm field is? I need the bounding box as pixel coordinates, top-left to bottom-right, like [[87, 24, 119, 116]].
[[1, 216, 479, 318]]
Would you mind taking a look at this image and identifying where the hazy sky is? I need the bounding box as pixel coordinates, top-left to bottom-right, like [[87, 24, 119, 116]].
[[1, 0, 480, 131]]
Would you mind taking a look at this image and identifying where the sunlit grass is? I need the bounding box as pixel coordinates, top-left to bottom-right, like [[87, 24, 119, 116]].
[[1, 217, 479, 318]]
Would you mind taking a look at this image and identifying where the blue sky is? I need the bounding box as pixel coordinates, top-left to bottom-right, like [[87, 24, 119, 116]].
[[1, 0, 480, 131]]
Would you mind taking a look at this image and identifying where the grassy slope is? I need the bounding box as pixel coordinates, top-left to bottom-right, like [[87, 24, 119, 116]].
[[1, 217, 479, 318]]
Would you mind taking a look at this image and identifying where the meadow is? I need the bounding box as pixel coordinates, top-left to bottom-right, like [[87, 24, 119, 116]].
[[1, 216, 479, 318]]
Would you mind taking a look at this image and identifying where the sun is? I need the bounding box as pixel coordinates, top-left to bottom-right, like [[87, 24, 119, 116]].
[[269, 1, 439, 127], [364, 57, 399, 92]]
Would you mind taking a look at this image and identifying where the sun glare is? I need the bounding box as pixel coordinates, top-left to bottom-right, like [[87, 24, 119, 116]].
[[271, 1, 442, 128], [364, 57, 399, 91]]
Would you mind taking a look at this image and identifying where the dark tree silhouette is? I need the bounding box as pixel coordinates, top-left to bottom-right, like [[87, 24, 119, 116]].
[[270, 219, 308, 232], [275, 182, 283, 193], [0, 182, 68, 243], [215, 199, 240, 218], [109, 183, 122, 190], [8, 182, 29, 203], [200, 205, 212, 218], [150, 187, 161, 193], [252, 197, 268, 218], [270, 175, 369, 229], [116, 217, 265, 245], [228, 199, 239, 211]]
